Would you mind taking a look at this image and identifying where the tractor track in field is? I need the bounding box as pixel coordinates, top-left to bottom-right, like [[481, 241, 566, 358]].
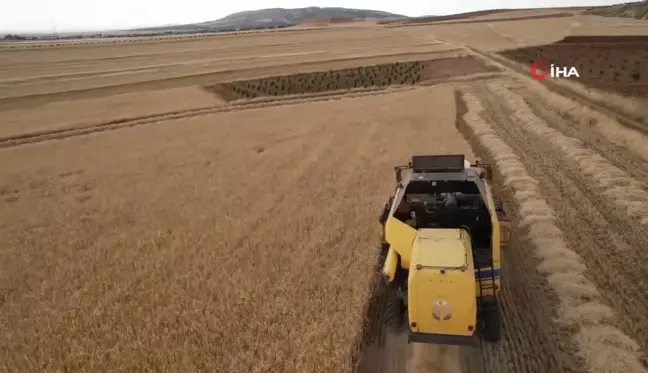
[[455, 89, 585, 373], [480, 80, 648, 360], [459, 80, 648, 372], [509, 82, 648, 185], [0, 49, 466, 109], [0, 87, 414, 149], [0, 73, 501, 149], [355, 250, 475, 373]]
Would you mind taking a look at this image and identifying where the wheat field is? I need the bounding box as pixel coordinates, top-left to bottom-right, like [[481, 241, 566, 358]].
[[0, 86, 471, 372], [2, 11, 648, 373]]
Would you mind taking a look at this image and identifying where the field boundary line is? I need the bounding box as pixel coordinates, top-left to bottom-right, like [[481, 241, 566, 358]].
[[0, 86, 418, 149], [1, 70, 498, 148], [0, 49, 465, 109], [456, 89, 648, 373], [0, 41, 445, 85], [0, 27, 348, 50]]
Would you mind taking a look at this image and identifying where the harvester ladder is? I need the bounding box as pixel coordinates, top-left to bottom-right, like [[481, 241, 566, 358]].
[[475, 252, 497, 311], [488, 259, 497, 300], [476, 259, 497, 295], [476, 268, 483, 315]]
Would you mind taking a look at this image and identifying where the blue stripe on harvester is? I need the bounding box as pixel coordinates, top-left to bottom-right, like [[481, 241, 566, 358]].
[[475, 268, 501, 279]]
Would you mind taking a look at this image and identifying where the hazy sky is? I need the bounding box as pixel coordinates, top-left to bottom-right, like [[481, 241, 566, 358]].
[[2, 0, 624, 33]]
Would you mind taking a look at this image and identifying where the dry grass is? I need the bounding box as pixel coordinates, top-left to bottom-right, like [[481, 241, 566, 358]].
[[487, 80, 648, 225], [404, 16, 576, 51], [460, 91, 647, 373], [0, 86, 426, 149], [569, 15, 648, 35], [550, 78, 648, 124], [405, 14, 648, 52], [0, 86, 472, 372], [0, 26, 464, 139], [472, 9, 580, 20], [0, 28, 455, 100], [531, 80, 648, 160], [0, 87, 223, 138], [470, 50, 648, 163]]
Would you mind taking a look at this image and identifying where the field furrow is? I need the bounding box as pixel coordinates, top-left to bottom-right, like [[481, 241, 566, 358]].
[[509, 82, 648, 183], [0, 86, 417, 147], [456, 89, 587, 373], [478, 80, 648, 361], [465, 81, 648, 372]]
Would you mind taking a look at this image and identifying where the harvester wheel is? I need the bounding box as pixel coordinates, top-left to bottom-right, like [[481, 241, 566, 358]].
[[384, 284, 405, 331], [379, 243, 390, 257], [483, 306, 502, 342]]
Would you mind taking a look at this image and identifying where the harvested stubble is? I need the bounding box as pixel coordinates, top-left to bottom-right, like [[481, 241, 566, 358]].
[[548, 77, 648, 126], [0, 86, 224, 139], [525, 78, 648, 162], [486, 80, 648, 226], [473, 50, 648, 163], [460, 92, 647, 373]]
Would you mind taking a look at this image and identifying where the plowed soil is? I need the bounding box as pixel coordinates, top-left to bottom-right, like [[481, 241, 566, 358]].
[[499, 35, 648, 98], [557, 35, 648, 43]]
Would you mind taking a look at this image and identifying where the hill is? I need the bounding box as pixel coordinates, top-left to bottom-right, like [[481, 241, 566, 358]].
[[584, 0, 648, 20], [380, 9, 514, 24], [135, 7, 406, 32], [379, 7, 586, 25]]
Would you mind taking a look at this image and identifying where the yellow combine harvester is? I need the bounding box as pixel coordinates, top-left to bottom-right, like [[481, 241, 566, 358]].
[[378, 154, 510, 345]]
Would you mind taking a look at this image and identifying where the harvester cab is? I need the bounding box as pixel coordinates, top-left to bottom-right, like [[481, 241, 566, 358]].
[[378, 154, 510, 346]]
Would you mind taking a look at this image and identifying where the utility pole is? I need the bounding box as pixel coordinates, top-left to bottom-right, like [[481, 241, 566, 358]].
[[50, 15, 58, 39]]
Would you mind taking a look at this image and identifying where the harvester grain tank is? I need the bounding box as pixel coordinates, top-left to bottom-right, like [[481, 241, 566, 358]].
[[378, 154, 510, 345]]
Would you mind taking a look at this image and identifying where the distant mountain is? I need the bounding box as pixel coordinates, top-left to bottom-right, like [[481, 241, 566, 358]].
[[384, 9, 513, 24], [584, 1, 648, 20], [134, 7, 407, 32]]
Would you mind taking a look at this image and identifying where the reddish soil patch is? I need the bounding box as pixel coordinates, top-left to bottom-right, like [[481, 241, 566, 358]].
[[499, 36, 648, 99], [421, 56, 500, 80], [557, 35, 648, 44]]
